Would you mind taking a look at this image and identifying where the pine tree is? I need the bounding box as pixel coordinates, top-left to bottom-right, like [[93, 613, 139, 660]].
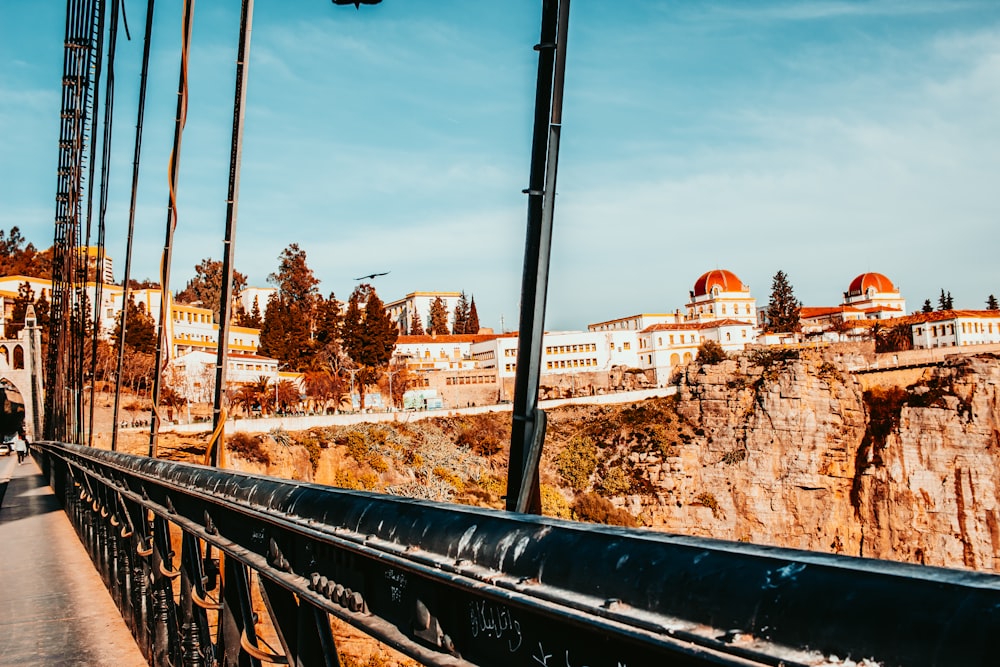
[[921, 299, 934, 313], [764, 270, 801, 333], [467, 295, 480, 334], [341, 284, 398, 409], [987, 294, 999, 311], [408, 312, 425, 335], [258, 245, 321, 370], [937, 289, 954, 311], [428, 296, 450, 335], [314, 292, 342, 347], [452, 291, 469, 334]]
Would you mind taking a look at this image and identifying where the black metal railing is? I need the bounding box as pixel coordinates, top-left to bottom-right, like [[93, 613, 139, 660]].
[[33, 441, 1000, 667]]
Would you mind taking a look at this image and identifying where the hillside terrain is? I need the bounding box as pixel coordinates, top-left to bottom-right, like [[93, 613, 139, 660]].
[[119, 346, 1000, 575]]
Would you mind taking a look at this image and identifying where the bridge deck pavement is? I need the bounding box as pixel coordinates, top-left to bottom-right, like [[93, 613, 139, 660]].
[[0, 454, 147, 666]]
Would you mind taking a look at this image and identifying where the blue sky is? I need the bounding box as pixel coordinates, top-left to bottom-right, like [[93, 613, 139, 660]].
[[2, 1, 999, 331]]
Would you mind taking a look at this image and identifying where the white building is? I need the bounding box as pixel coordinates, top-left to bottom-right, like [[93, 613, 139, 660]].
[[840, 272, 906, 319], [685, 269, 757, 324], [393, 334, 494, 372], [168, 350, 279, 402], [636, 319, 757, 384], [910, 310, 1000, 349], [385, 291, 464, 334], [239, 286, 275, 319]]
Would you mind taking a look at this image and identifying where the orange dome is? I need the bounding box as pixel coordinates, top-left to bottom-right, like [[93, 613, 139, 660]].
[[693, 269, 746, 296], [847, 272, 896, 296]]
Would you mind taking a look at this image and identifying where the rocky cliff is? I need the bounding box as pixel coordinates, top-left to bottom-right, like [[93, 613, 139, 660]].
[[653, 348, 1000, 571]]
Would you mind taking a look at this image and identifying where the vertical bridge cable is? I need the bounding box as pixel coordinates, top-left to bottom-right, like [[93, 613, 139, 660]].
[[45, 0, 103, 442], [89, 0, 122, 447], [77, 0, 107, 445], [210, 0, 255, 468], [112, 0, 156, 452], [149, 0, 195, 458]]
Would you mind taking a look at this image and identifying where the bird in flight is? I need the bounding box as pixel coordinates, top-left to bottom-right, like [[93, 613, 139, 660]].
[[355, 271, 390, 280]]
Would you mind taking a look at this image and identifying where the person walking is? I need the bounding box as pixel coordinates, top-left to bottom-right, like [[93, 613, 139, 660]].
[[12, 432, 27, 464]]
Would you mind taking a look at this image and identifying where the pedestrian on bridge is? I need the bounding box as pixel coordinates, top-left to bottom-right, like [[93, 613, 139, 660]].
[[12, 431, 26, 464]]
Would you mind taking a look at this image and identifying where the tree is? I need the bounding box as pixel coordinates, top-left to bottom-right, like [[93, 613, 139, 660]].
[[697, 339, 727, 364], [452, 291, 470, 334], [341, 284, 399, 409], [427, 296, 450, 335], [174, 258, 247, 322], [764, 270, 801, 333], [6, 281, 35, 337], [408, 312, 425, 335], [921, 299, 934, 313], [987, 295, 998, 311], [467, 295, 480, 334], [937, 289, 953, 311], [113, 296, 156, 355], [0, 226, 53, 278], [236, 296, 263, 328], [269, 243, 319, 308], [314, 292, 342, 348], [259, 245, 321, 370], [303, 369, 343, 414], [873, 322, 914, 353]]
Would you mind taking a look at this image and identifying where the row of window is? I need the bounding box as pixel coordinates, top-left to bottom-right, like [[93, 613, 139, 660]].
[[174, 311, 212, 324], [545, 343, 598, 355], [445, 375, 493, 385], [961, 322, 995, 334], [233, 362, 268, 371], [546, 358, 598, 370], [695, 303, 753, 315]]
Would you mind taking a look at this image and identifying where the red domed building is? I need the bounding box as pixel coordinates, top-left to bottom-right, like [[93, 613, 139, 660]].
[[841, 272, 906, 317], [685, 269, 757, 324]]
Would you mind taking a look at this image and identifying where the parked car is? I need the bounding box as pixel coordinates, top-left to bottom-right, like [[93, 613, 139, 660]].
[[0, 435, 11, 457]]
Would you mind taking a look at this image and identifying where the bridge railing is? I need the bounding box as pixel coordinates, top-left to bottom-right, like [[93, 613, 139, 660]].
[[33, 441, 999, 667]]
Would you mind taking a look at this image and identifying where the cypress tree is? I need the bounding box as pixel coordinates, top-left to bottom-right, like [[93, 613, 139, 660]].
[[467, 296, 480, 334], [764, 270, 801, 333]]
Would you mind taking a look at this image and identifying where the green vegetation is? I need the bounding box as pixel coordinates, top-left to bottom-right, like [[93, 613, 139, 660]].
[[555, 436, 599, 491]]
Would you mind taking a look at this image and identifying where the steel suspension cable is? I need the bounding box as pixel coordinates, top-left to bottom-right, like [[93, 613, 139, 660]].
[[76, 0, 107, 445], [112, 0, 155, 452], [149, 0, 194, 457], [88, 0, 122, 447]]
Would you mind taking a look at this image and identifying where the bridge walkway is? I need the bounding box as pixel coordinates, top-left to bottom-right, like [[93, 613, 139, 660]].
[[0, 453, 146, 666]]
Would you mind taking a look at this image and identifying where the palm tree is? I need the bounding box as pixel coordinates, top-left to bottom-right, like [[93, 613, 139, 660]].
[[274, 380, 300, 414], [303, 369, 342, 414]]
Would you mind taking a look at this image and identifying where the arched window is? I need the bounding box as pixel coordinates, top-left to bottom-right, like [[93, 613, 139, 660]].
[[0, 346, 8, 368], [683, 352, 693, 363], [669, 353, 680, 366], [13, 345, 24, 369]]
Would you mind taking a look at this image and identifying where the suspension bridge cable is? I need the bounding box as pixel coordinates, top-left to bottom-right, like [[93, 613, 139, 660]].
[[112, 0, 155, 452], [76, 0, 107, 445], [88, 0, 122, 447], [149, 0, 194, 457]]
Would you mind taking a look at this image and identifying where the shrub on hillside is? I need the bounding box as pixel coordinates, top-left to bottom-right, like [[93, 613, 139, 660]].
[[541, 484, 571, 519], [571, 492, 637, 527], [597, 466, 632, 497], [555, 435, 599, 491], [697, 340, 727, 364], [226, 432, 270, 465], [454, 414, 509, 457]]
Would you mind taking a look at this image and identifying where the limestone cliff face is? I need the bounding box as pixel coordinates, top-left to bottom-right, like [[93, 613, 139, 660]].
[[851, 355, 1000, 571], [643, 349, 1000, 571]]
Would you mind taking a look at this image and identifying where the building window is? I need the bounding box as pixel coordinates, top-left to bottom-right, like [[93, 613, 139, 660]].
[[623, 342, 630, 350]]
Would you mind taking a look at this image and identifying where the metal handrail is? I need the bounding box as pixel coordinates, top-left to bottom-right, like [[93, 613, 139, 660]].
[[34, 441, 1000, 667]]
